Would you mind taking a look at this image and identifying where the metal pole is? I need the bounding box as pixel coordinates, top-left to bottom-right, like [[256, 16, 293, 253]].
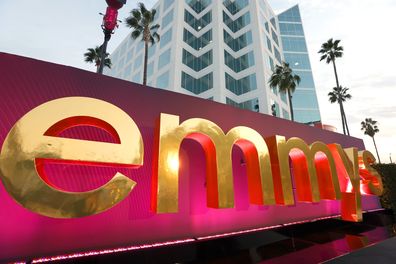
[[97, 30, 112, 74], [97, 0, 126, 74]]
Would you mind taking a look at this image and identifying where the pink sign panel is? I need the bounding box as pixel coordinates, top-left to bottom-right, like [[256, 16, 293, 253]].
[[0, 53, 381, 262]]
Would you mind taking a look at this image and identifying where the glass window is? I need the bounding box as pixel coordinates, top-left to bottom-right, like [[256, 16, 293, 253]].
[[273, 46, 281, 63], [186, 0, 211, 14], [161, 28, 173, 48], [280, 90, 288, 103], [292, 89, 319, 109], [162, 9, 174, 29], [226, 97, 259, 112], [266, 36, 272, 52], [282, 108, 290, 120], [136, 41, 144, 53], [148, 44, 156, 58], [270, 99, 280, 117], [120, 42, 127, 55], [147, 62, 154, 77], [281, 36, 307, 52], [157, 71, 169, 89], [111, 49, 119, 62], [224, 50, 255, 73], [294, 71, 315, 88], [132, 71, 141, 83], [163, 0, 174, 12], [268, 56, 275, 72], [284, 53, 311, 70], [278, 6, 301, 22], [125, 48, 134, 63], [185, 10, 212, 31], [265, 22, 269, 33], [224, 30, 252, 52], [294, 109, 321, 123], [118, 55, 125, 68], [184, 29, 212, 50], [123, 64, 132, 79], [182, 49, 213, 71], [279, 23, 304, 36], [181, 72, 213, 94], [274, 102, 280, 117], [223, 0, 249, 15], [270, 17, 277, 30], [271, 29, 279, 46], [225, 73, 257, 95], [134, 54, 143, 70], [158, 49, 171, 69], [223, 11, 250, 33], [153, 5, 161, 24]]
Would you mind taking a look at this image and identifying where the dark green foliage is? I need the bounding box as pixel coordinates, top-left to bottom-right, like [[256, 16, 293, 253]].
[[374, 164, 396, 215], [125, 2, 160, 85], [268, 62, 300, 121]]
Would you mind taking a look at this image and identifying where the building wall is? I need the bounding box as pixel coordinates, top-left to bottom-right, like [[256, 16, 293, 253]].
[[277, 5, 322, 123], [105, 1, 321, 123]]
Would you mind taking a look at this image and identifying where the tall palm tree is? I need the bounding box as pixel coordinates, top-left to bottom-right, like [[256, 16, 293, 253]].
[[318, 38, 349, 135], [361, 118, 381, 163], [84, 46, 112, 72], [125, 2, 160, 85], [328, 86, 351, 135], [269, 62, 300, 121]]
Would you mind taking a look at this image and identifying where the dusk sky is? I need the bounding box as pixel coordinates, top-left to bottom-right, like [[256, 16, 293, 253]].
[[0, 0, 395, 163]]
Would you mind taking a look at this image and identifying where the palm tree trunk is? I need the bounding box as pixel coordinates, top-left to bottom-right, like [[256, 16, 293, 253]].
[[332, 58, 347, 134], [287, 90, 294, 121], [338, 99, 346, 135], [372, 136, 381, 163], [343, 109, 350, 135], [339, 100, 349, 135], [332, 59, 340, 89], [98, 31, 111, 74], [143, 40, 148, 86]]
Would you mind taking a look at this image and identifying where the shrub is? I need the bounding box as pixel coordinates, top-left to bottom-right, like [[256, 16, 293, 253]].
[[373, 164, 396, 214]]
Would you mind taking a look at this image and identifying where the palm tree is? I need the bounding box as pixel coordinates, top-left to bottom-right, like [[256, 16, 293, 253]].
[[269, 62, 300, 121], [361, 118, 381, 163], [84, 46, 112, 72], [318, 38, 349, 135], [125, 2, 160, 85], [328, 86, 351, 135]]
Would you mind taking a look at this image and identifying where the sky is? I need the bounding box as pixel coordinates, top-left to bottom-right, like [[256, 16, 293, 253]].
[[0, 0, 395, 163]]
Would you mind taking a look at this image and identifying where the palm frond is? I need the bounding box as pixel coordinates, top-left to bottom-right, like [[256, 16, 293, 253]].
[[131, 29, 142, 39], [83, 46, 111, 70]]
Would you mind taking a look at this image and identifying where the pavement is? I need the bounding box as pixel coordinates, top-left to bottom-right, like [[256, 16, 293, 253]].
[[325, 236, 396, 263]]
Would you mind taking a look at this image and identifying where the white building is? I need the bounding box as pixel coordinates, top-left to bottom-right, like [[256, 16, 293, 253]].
[[105, 0, 321, 123]]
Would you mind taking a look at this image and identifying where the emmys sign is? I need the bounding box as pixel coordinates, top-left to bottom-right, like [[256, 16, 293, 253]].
[[0, 53, 383, 262]]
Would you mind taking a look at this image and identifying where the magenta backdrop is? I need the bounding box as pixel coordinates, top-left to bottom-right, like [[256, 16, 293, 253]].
[[0, 53, 381, 262]]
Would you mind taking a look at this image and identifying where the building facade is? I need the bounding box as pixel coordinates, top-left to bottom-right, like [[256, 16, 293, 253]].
[[277, 5, 321, 123], [105, 0, 321, 123]]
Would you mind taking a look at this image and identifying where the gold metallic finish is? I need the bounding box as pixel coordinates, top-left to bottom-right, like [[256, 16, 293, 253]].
[[331, 145, 362, 222], [359, 150, 383, 196], [153, 113, 275, 213], [0, 97, 143, 218], [343, 147, 361, 192], [310, 142, 341, 200], [269, 137, 341, 205], [225, 127, 275, 206], [266, 136, 295, 205]]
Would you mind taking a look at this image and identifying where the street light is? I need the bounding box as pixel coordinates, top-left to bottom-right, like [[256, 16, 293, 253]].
[[97, 0, 127, 74]]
